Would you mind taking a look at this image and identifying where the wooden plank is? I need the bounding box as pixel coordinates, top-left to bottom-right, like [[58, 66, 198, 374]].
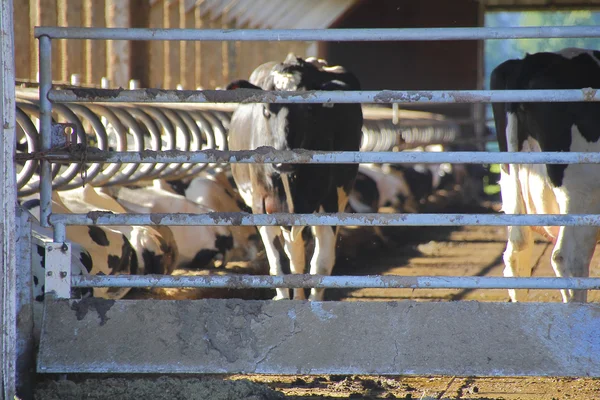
[[221, 16, 238, 86], [129, 0, 151, 88], [31, 0, 59, 81], [163, 0, 180, 89], [106, 0, 130, 88], [148, 1, 164, 88], [200, 12, 221, 89], [57, 0, 84, 83], [38, 298, 600, 376], [194, 5, 203, 88], [180, 1, 195, 89], [13, 0, 31, 81], [83, 0, 106, 86]]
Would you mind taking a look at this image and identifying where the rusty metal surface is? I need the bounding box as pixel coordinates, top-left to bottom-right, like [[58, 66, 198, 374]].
[[47, 87, 600, 104], [34, 25, 600, 41], [16, 148, 600, 165], [47, 211, 600, 228], [71, 274, 600, 291]]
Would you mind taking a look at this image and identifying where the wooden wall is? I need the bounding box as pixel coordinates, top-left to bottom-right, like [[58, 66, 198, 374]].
[[14, 0, 312, 89]]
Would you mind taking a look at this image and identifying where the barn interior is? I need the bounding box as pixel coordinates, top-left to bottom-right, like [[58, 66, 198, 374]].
[[8, 1, 600, 399]]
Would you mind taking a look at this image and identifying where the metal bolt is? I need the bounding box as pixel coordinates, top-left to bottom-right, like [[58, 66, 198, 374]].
[[60, 271, 67, 278], [61, 243, 68, 252], [47, 271, 53, 276]]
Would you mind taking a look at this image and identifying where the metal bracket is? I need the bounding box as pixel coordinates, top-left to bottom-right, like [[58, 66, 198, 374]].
[[44, 242, 71, 299], [50, 122, 78, 150]]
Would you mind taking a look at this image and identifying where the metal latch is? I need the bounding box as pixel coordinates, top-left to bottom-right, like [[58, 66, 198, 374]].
[[50, 122, 78, 150]]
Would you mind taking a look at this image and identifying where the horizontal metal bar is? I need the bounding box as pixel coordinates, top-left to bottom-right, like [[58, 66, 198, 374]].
[[35, 26, 600, 41], [49, 212, 600, 227], [71, 274, 600, 290], [47, 88, 600, 104], [16, 149, 600, 165]]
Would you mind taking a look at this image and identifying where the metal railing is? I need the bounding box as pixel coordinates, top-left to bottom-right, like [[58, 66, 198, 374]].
[[32, 25, 600, 295]]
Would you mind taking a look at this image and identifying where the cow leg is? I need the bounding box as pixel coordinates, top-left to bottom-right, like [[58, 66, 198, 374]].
[[309, 187, 350, 301], [258, 226, 289, 300], [551, 190, 598, 303], [308, 225, 336, 301], [282, 228, 307, 300], [499, 168, 533, 302]]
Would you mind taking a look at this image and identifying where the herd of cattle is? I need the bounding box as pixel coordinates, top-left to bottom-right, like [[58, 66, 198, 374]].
[[19, 47, 600, 336]]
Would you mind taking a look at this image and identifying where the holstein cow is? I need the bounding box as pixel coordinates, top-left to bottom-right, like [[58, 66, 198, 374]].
[[58, 185, 178, 276], [491, 48, 600, 303], [22, 197, 139, 300], [226, 54, 363, 301], [102, 178, 260, 269], [25, 215, 93, 341]]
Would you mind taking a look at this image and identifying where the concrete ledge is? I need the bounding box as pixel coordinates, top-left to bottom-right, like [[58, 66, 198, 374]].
[[38, 298, 600, 376]]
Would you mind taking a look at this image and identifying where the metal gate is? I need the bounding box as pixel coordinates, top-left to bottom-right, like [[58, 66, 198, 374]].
[[4, 3, 600, 397]]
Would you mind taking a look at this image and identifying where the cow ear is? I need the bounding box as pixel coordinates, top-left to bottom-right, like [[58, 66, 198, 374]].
[[226, 80, 263, 90], [319, 80, 350, 91]]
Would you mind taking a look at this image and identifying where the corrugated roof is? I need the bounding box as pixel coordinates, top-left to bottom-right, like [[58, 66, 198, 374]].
[[190, 0, 358, 28]]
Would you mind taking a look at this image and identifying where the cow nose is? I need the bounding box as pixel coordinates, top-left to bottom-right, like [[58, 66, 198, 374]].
[[273, 163, 294, 173]]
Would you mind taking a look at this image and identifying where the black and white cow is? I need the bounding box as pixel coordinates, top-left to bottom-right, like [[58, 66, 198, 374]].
[[22, 197, 142, 300], [226, 54, 363, 301], [491, 48, 600, 303], [102, 176, 261, 269]]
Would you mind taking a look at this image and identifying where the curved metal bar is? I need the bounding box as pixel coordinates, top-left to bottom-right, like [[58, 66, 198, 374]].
[[122, 105, 164, 180], [15, 106, 39, 192], [15, 102, 62, 181], [161, 108, 194, 180], [85, 104, 135, 185], [187, 109, 216, 150], [178, 109, 210, 176], [47, 103, 87, 190], [109, 106, 149, 184], [64, 104, 109, 186], [139, 106, 182, 179], [201, 110, 229, 170], [208, 110, 231, 150]]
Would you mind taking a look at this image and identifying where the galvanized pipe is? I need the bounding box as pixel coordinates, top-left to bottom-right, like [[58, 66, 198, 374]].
[[49, 212, 600, 227], [47, 88, 600, 104], [71, 274, 600, 290], [53, 222, 66, 243], [17, 149, 600, 165], [38, 35, 52, 227], [34, 26, 600, 41]]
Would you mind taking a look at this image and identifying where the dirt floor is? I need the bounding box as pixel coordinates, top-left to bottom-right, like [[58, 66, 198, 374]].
[[32, 190, 600, 400]]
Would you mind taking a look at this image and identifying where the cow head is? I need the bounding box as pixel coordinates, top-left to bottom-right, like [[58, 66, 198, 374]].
[[227, 56, 360, 214]]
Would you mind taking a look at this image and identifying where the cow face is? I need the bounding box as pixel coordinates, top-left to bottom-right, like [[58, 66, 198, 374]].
[[227, 61, 354, 215]]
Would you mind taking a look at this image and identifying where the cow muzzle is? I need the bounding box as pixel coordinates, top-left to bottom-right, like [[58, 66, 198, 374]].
[[273, 163, 295, 174]]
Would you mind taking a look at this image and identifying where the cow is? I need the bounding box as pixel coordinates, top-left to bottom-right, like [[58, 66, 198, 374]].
[[101, 177, 260, 269], [226, 54, 363, 301], [490, 48, 600, 303], [22, 197, 139, 300], [27, 217, 93, 341], [57, 185, 178, 276]]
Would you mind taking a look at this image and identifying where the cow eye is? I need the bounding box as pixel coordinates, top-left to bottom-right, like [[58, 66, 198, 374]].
[[263, 106, 271, 119]]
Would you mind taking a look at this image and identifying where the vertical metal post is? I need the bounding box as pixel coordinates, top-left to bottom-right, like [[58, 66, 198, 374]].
[[15, 207, 34, 399], [1, 0, 17, 398], [53, 222, 66, 243], [39, 35, 53, 228]]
